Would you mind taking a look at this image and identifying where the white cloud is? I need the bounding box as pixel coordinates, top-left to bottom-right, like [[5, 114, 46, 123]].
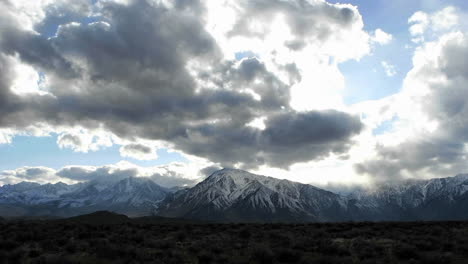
[[204, 0, 372, 112], [57, 129, 113, 153], [409, 11, 429, 37], [0, 129, 16, 144], [246, 116, 266, 130], [432, 6, 459, 31], [409, 7, 460, 43], [381, 61, 397, 77], [0, 159, 213, 187], [354, 6, 468, 181], [0, 166, 71, 185], [371, 28, 393, 45]]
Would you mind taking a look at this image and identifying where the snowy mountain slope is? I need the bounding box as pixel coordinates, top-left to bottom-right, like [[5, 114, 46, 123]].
[[3, 169, 468, 221], [349, 174, 468, 220], [0, 182, 77, 205], [0, 177, 169, 217], [156, 169, 351, 222]]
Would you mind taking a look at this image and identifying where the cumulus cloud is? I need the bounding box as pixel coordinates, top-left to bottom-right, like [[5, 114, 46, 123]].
[[1, 161, 206, 187], [176, 110, 362, 169], [381, 61, 397, 77], [0, 0, 369, 169], [356, 8, 468, 182], [371, 28, 392, 45], [409, 7, 460, 43], [57, 130, 113, 152], [57, 165, 138, 182], [119, 144, 157, 160], [0, 166, 64, 185]]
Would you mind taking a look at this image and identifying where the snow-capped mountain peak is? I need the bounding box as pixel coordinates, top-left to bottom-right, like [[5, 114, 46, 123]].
[[3, 169, 468, 222], [157, 168, 349, 222], [0, 177, 169, 217]]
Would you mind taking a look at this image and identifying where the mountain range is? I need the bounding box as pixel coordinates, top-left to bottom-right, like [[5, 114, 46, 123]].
[[0, 177, 170, 217], [1, 168, 468, 222]]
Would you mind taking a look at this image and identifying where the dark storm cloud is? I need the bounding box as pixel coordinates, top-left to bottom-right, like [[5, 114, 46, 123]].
[[175, 110, 362, 168], [355, 137, 467, 181], [356, 35, 468, 181], [0, 55, 16, 112], [0, 13, 76, 78], [34, 0, 93, 37], [121, 144, 153, 155], [264, 111, 362, 146], [228, 0, 357, 42], [262, 110, 362, 167], [57, 166, 138, 182], [0, 0, 364, 168]]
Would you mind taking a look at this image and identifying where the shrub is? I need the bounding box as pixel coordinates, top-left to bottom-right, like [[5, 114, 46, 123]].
[[239, 228, 251, 240], [197, 251, 214, 264], [277, 248, 302, 263], [250, 245, 274, 264], [393, 243, 419, 260], [29, 249, 41, 258]]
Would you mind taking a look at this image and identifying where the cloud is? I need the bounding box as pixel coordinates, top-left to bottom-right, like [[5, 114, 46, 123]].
[[148, 165, 199, 187], [0, 166, 63, 185], [356, 12, 468, 182], [213, 0, 369, 61], [381, 61, 397, 77], [409, 7, 460, 43], [119, 143, 157, 160], [56, 130, 113, 152], [0, 0, 367, 169], [199, 165, 223, 177], [57, 165, 138, 182], [371, 28, 392, 45], [176, 110, 362, 169], [57, 134, 83, 150], [1, 161, 207, 187]]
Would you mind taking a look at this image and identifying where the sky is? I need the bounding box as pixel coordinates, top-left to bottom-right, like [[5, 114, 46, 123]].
[[1, 0, 468, 187]]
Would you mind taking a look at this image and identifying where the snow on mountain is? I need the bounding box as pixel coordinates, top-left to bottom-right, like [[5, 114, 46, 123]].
[[0, 177, 169, 217], [0, 182, 77, 205], [156, 168, 351, 222], [157, 170, 468, 222], [95, 177, 168, 208], [349, 174, 468, 220], [2, 169, 468, 221]]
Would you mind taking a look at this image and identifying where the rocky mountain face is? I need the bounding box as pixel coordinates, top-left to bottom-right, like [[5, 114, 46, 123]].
[[0, 177, 169, 217], [2, 169, 468, 222], [157, 170, 468, 222], [157, 169, 353, 222], [348, 174, 468, 221]]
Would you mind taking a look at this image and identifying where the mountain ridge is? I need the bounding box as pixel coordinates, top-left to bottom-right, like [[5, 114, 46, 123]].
[[0, 176, 170, 217], [157, 168, 353, 222], [2, 169, 468, 222]]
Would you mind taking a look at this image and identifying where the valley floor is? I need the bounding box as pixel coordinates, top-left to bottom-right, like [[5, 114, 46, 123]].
[[0, 218, 467, 263]]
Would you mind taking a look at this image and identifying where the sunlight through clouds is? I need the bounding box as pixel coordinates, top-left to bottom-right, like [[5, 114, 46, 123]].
[[1, 0, 468, 187]]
